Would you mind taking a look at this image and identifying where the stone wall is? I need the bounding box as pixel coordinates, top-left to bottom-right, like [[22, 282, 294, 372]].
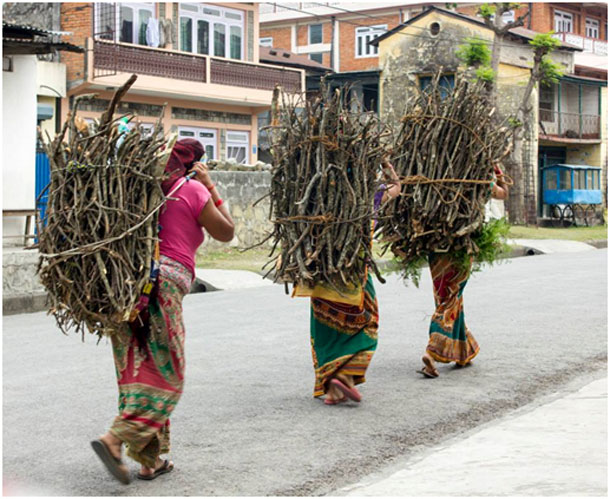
[[2, 248, 47, 314], [201, 171, 272, 251]]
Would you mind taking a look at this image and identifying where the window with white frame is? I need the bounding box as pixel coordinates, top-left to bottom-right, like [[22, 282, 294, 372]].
[[94, 3, 154, 45], [355, 25, 386, 58], [178, 126, 218, 160], [309, 23, 323, 44], [226, 131, 249, 164], [586, 18, 600, 39], [259, 37, 273, 47], [309, 52, 323, 64], [501, 10, 515, 24], [180, 3, 244, 59], [554, 9, 574, 33]]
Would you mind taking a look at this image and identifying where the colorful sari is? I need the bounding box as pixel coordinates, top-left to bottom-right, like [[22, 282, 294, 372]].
[[426, 253, 479, 365], [109, 256, 191, 468], [309, 272, 379, 397]]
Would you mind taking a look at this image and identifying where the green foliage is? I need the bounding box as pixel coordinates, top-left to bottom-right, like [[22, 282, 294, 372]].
[[539, 56, 564, 87], [456, 38, 492, 66], [452, 217, 511, 274], [529, 32, 562, 54], [399, 254, 428, 287], [508, 117, 523, 128], [478, 4, 497, 19], [475, 65, 496, 82]]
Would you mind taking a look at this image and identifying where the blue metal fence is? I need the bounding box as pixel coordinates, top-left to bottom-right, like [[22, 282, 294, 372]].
[[35, 151, 50, 240]]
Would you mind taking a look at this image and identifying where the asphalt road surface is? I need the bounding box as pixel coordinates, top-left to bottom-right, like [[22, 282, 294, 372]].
[[3, 250, 607, 496]]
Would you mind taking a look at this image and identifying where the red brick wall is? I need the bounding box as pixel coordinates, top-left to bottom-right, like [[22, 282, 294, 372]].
[[260, 26, 292, 50], [296, 21, 332, 45], [60, 3, 93, 85], [338, 14, 401, 72]]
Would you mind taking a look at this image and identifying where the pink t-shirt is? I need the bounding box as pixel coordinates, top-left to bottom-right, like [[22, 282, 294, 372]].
[[159, 179, 211, 277]]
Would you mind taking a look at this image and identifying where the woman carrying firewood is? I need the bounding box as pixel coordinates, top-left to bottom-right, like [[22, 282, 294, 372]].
[[91, 138, 234, 484], [297, 160, 401, 405], [418, 164, 509, 378]]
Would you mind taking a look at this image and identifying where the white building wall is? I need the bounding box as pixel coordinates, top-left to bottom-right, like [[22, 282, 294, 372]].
[[3, 55, 38, 243]]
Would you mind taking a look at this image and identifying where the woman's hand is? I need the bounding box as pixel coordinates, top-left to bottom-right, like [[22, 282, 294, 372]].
[[191, 162, 213, 189]]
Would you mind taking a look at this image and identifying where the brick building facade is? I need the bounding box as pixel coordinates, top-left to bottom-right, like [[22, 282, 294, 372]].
[[55, 2, 303, 165]]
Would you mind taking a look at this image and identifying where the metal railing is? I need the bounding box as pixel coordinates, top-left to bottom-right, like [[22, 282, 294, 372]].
[[93, 40, 301, 92], [539, 110, 601, 139]]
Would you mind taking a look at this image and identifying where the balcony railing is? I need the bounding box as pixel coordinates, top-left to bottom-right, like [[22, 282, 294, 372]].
[[539, 110, 601, 139], [552, 32, 608, 56], [93, 40, 301, 93]]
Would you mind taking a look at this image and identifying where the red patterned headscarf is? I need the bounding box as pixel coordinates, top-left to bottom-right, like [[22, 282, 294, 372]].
[[161, 138, 204, 194]]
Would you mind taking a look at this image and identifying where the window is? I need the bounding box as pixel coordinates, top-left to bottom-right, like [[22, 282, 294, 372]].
[[309, 23, 323, 44], [545, 170, 557, 190], [539, 85, 555, 122], [309, 52, 323, 64], [419, 74, 455, 99], [586, 18, 600, 39], [355, 25, 386, 57], [554, 9, 574, 33], [587, 169, 598, 189], [574, 169, 586, 190], [95, 3, 154, 45], [501, 10, 515, 24], [226, 131, 249, 164], [178, 126, 217, 160], [559, 169, 571, 190], [259, 37, 273, 47], [180, 3, 244, 59]]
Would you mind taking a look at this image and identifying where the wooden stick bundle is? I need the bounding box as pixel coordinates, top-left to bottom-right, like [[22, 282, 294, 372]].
[[37, 75, 175, 338], [266, 86, 389, 290], [376, 74, 513, 264]]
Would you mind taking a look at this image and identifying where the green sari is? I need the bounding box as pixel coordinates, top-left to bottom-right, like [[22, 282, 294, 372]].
[[310, 272, 379, 397]]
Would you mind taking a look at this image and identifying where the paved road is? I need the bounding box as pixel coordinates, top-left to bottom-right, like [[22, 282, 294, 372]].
[[3, 250, 607, 496]]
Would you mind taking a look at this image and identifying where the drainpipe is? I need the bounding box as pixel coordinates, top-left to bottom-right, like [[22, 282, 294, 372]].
[[528, 3, 532, 30], [578, 83, 583, 138], [558, 80, 562, 135], [330, 16, 336, 71]]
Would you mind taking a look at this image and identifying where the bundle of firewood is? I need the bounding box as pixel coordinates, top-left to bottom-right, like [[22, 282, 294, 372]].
[[375, 74, 513, 265], [37, 75, 175, 338], [265, 87, 389, 291]]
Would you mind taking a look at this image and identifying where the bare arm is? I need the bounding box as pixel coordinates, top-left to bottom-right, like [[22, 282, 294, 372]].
[[381, 160, 401, 203], [491, 164, 509, 201], [191, 162, 235, 242]]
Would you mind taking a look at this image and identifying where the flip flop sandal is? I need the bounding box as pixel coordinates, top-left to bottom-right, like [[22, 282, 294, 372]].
[[330, 378, 362, 402], [324, 396, 348, 405], [137, 459, 174, 481], [416, 366, 439, 378], [418, 355, 439, 378], [91, 439, 131, 485]]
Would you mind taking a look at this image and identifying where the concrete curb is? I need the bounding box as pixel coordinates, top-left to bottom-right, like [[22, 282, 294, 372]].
[[2, 293, 48, 316]]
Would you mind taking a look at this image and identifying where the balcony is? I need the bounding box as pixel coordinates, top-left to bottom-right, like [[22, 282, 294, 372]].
[[89, 39, 303, 105], [552, 32, 607, 56], [539, 110, 601, 140]]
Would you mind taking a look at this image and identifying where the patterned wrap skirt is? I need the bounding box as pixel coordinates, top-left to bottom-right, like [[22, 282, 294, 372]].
[[427, 253, 480, 365], [109, 255, 191, 468], [310, 272, 379, 397]]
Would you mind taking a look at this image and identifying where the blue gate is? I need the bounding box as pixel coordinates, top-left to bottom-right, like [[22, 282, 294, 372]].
[[35, 150, 50, 239]]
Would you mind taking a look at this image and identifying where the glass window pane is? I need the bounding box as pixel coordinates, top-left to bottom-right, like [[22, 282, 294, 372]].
[[120, 6, 134, 43], [138, 9, 151, 45], [225, 11, 241, 21], [205, 145, 215, 160], [230, 26, 241, 59], [214, 23, 226, 57], [309, 52, 323, 64], [545, 170, 558, 190], [197, 20, 209, 54], [309, 24, 322, 44], [204, 7, 221, 16], [559, 169, 571, 190], [587, 170, 595, 189], [180, 17, 193, 52], [181, 4, 199, 13]]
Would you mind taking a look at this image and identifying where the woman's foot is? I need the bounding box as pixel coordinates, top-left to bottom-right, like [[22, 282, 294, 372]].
[[138, 458, 175, 480], [91, 432, 130, 484], [418, 353, 439, 378], [330, 374, 362, 402], [324, 381, 347, 405]]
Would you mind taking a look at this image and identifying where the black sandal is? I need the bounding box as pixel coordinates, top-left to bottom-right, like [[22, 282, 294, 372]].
[[91, 439, 131, 485], [137, 459, 174, 480]]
